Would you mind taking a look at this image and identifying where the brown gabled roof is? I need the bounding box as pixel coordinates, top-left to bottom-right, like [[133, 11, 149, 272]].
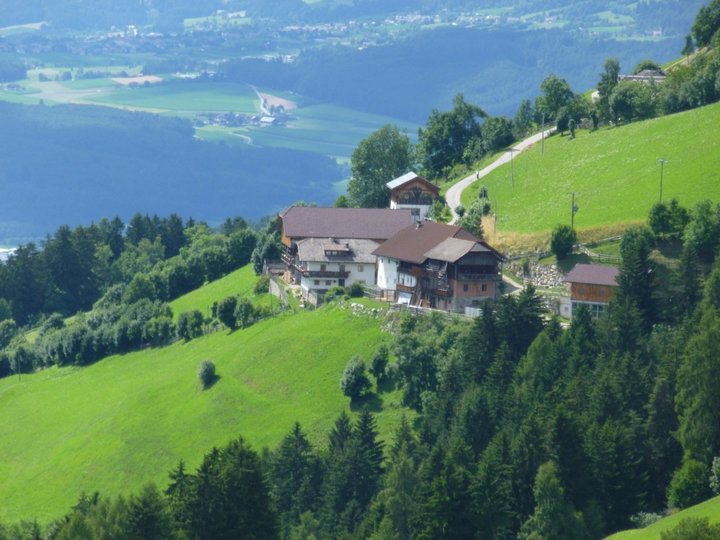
[[372, 221, 479, 264], [565, 263, 619, 287], [280, 206, 414, 241]]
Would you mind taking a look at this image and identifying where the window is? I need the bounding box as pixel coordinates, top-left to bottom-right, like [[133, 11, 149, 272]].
[[463, 284, 469, 292], [481, 284, 487, 292], [339, 264, 345, 273], [358, 265, 364, 272], [411, 208, 420, 216], [314, 280, 320, 285], [326, 280, 332, 286], [320, 264, 326, 272]]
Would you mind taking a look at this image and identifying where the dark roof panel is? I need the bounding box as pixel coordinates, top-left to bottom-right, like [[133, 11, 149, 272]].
[[373, 221, 483, 264], [280, 207, 414, 241], [565, 263, 619, 286]]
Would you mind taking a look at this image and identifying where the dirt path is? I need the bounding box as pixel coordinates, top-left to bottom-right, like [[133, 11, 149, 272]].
[[445, 128, 554, 223]]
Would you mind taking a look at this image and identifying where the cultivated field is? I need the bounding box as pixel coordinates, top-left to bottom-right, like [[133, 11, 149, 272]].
[[461, 102, 720, 245], [0, 75, 418, 160], [0, 266, 408, 524]]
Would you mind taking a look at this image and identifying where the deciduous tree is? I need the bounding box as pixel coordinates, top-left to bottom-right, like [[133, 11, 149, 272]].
[[348, 125, 414, 208]]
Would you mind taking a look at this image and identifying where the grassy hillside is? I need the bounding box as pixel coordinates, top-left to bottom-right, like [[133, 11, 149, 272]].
[[169, 265, 274, 320], [606, 497, 720, 539], [0, 268, 409, 524], [462, 102, 720, 246]]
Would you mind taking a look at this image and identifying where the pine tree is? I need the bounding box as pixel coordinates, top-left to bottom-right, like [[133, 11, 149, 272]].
[[518, 461, 589, 540], [126, 484, 173, 540], [271, 423, 321, 534]]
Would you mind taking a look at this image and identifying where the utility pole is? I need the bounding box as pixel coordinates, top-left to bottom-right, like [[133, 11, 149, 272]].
[[657, 158, 668, 202]]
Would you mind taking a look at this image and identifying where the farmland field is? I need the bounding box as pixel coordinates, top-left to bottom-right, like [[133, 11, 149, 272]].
[[0, 266, 409, 524], [461, 101, 720, 239], [0, 76, 419, 160], [85, 80, 259, 112], [198, 102, 419, 158]]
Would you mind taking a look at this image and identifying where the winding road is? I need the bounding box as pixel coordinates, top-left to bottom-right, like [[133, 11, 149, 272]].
[[445, 128, 554, 223]]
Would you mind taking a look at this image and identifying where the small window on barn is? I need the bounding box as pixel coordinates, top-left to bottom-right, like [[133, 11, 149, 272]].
[[320, 264, 326, 272], [463, 284, 469, 292], [481, 284, 487, 292]]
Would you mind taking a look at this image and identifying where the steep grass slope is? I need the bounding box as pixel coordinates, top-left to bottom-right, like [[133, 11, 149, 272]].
[[462, 102, 720, 241], [606, 496, 720, 539], [0, 269, 406, 524]]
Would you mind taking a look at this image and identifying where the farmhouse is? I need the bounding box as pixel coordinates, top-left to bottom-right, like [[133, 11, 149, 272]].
[[564, 263, 619, 318], [387, 171, 440, 221], [290, 237, 378, 303], [278, 206, 414, 303], [373, 221, 504, 313]]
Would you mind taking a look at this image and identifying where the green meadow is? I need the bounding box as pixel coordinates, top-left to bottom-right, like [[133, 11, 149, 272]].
[[198, 103, 419, 159], [462, 102, 720, 238], [85, 81, 259, 113], [0, 73, 419, 160], [606, 496, 720, 539], [0, 267, 409, 524], [169, 265, 274, 320]]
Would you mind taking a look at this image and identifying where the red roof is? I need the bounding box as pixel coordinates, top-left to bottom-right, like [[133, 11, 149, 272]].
[[372, 221, 480, 264], [280, 206, 414, 241], [564, 264, 619, 287]]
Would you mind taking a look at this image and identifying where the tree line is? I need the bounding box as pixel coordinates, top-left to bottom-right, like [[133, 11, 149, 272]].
[[0, 213, 284, 379]]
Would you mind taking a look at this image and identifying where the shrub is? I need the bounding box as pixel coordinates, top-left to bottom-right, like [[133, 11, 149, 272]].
[[710, 456, 720, 495], [550, 224, 577, 260], [198, 360, 216, 389], [254, 276, 270, 294], [217, 295, 238, 330], [369, 345, 389, 383], [177, 310, 204, 341], [661, 517, 720, 540], [348, 282, 365, 298], [668, 458, 712, 509], [324, 286, 347, 302], [340, 355, 371, 400], [234, 298, 257, 329]]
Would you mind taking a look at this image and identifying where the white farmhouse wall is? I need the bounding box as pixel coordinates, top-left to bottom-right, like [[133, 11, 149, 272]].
[[300, 261, 376, 298], [376, 256, 399, 291], [390, 201, 430, 221]]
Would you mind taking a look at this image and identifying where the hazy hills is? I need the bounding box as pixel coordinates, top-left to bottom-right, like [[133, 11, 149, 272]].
[[245, 27, 690, 121]]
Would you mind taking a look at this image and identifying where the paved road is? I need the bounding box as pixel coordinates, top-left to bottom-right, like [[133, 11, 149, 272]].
[[445, 128, 554, 223]]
